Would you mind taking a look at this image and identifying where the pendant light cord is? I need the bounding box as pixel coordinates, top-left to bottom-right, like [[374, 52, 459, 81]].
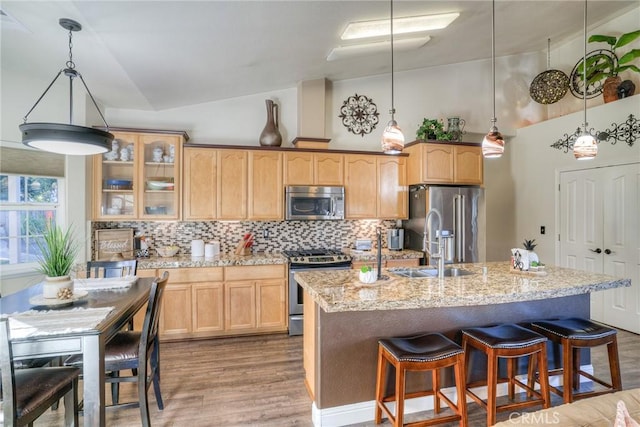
[[390, 0, 396, 120], [491, 0, 496, 127], [582, 0, 588, 130], [547, 38, 551, 70]]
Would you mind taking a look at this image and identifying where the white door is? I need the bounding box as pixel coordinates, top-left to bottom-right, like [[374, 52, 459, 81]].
[[559, 163, 639, 333]]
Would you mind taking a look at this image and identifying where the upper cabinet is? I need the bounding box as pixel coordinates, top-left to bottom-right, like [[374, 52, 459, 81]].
[[93, 129, 186, 220], [405, 141, 483, 186], [284, 152, 344, 186], [248, 151, 283, 220]]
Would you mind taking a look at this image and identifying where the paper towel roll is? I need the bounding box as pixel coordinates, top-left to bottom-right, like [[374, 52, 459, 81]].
[[205, 243, 215, 258], [191, 239, 205, 257]]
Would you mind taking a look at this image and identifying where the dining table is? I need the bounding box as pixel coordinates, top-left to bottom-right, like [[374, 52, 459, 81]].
[[0, 276, 154, 427]]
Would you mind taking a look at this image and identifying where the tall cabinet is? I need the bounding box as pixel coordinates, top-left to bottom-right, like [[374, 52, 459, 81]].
[[93, 129, 187, 220]]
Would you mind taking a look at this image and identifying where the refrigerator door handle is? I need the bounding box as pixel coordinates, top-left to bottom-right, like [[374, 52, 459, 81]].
[[454, 195, 465, 263]]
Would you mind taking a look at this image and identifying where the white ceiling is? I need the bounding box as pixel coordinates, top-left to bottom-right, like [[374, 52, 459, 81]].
[[2, 1, 637, 111]]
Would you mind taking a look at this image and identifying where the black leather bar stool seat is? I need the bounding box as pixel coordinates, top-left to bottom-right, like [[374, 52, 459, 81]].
[[375, 333, 467, 427], [529, 317, 622, 404], [461, 324, 550, 426]]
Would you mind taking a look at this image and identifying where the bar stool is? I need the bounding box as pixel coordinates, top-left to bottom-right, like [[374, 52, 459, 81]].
[[461, 324, 550, 426], [529, 317, 622, 404], [375, 332, 467, 427]]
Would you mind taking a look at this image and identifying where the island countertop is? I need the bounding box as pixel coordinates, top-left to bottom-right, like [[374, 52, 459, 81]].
[[294, 261, 631, 313]]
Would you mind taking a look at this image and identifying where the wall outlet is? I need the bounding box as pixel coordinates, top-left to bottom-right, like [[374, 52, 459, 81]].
[[540, 226, 545, 235], [263, 229, 270, 239]]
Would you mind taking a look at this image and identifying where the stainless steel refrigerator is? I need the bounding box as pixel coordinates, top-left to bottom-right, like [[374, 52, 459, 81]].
[[403, 185, 484, 264]]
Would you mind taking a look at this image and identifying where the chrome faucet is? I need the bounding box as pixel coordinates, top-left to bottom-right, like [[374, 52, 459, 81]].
[[424, 208, 445, 279]]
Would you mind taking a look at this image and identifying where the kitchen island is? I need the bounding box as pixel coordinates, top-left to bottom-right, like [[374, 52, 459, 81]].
[[294, 262, 631, 427]]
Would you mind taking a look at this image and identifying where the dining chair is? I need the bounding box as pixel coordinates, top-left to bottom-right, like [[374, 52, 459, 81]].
[[1, 319, 81, 427], [86, 259, 138, 331], [65, 271, 169, 427]]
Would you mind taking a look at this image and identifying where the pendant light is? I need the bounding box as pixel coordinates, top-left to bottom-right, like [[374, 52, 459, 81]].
[[573, 0, 598, 160], [481, 0, 505, 159], [381, 0, 405, 155], [19, 18, 113, 156]]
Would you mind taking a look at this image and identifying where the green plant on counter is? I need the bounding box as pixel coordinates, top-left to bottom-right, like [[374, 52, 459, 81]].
[[416, 118, 453, 141], [522, 239, 537, 251], [584, 30, 640, 86], [35, 224, 79, 277], [360, 265, 372, 273]]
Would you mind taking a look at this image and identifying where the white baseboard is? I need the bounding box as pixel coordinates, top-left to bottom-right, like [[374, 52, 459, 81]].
[[311, 365, 594, 426]]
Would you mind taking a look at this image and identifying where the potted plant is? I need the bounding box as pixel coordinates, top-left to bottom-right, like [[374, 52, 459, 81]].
[[522, 239, 540, 266], [36, 224, 79, 298], [586, 30, 640, 102], [416, 118, 453, 141]]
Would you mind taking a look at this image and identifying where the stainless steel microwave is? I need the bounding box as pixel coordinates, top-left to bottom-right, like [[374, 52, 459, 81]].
[[285, 186, 344, 220]]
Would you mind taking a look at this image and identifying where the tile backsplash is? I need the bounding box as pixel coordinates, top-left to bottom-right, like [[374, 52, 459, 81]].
[[92, 219, 400, 258]]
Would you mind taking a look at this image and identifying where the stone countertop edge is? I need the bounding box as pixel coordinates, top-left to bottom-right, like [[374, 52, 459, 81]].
[[136, 253, 288, 269], [345, 248, 423, 261], [294, 262, 632, 313]]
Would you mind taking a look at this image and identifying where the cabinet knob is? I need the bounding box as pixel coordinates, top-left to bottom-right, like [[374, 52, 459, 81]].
[[604, 249, 613, 255], [589, 248, 602, 254]]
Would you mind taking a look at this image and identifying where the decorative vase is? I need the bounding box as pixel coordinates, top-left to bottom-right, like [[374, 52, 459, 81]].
[[602, 76, 622, 103], [259, 99, 282, 147], [42, 275, 74, 299], [447, 117, 466, 142], [359, 270, 377, 284]]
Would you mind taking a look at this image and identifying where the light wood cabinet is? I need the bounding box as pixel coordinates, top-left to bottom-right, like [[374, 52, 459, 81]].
[[406, 142, 483, 186], [248, 151, 283, 220], [218, 150, 248, 219], [157, 265, 287, 340], [92, 129, 186, 220], [345, 154, 407, 219], [183, 148, 217, 220], [377, 156, 407, 219], [284, 152, 344, 186], [158, 267, 224, 340], [344, 154, 377, 218]]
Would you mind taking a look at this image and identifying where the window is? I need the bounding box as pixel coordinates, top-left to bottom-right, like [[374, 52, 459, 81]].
[[0, 174, 63, 268]]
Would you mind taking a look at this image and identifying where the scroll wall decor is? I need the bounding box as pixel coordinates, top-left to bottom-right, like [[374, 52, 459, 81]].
[[550, 114, 638, 153]]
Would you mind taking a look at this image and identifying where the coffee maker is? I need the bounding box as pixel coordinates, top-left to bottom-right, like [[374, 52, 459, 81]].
[[387, 228, 404, 251]]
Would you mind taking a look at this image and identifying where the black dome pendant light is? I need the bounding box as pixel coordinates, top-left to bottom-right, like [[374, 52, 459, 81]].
[[19, 18, 113, 156]]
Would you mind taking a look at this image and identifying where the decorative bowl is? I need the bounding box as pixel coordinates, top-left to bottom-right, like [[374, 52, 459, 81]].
[[145, 206, 167, 215], [105, 179, 133, 190], [146, 177, 174, 191], [156, 246, 179, 257], [359, 270, 377, 284]]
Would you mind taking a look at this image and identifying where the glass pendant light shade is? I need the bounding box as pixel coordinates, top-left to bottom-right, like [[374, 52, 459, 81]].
[[574, 130, 598, 160], [482, 125, 504, 158], [382, 119, 405, 154]]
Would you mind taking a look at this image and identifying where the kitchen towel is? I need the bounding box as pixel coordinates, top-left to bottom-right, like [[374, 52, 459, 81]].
[[74, 276, 138, 290]]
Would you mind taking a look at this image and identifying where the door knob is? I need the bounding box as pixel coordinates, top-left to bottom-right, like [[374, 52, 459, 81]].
[[604, 249, 613, 255], [589, 248, 602, 254]]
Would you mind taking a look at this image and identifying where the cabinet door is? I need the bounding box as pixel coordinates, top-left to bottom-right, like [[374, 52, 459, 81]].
[[225, 282, 256, 330], [377, 156, 407, 219], [217, 150, 248, 219], [183, 148, 217, 220], [93, 132, 138, 220], [284, 152, 314, 185], [345, 155, 377, 218], [139, 134, 182, 219], [423, 144, 454, 183], [159, 283, 192, 337], [315, 153, 344, 185], [453, 146, 483, 185], [192, 282, 224, 333], [256, 280, 286, 329], [248, 151, 283, 220]]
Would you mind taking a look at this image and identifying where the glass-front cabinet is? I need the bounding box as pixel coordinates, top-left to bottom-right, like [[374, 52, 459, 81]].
[[93, 129, 187, 220]]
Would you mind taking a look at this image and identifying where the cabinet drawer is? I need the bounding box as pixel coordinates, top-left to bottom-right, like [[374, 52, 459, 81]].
[[225, 265, 285, 281], [168, 267, 224, 283]]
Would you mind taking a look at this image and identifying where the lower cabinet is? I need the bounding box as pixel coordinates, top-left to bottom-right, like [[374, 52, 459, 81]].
[[151, 265, 287, 341]]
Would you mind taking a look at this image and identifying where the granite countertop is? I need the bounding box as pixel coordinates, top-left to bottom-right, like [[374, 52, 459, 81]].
[[294, 262, 632, 313], [136, 252, 287, 269], [344, 248, 423, 261]]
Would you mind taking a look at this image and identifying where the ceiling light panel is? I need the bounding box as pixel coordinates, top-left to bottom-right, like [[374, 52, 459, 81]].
[[341, 12, 459, 40], [327, 36, 430, 61]]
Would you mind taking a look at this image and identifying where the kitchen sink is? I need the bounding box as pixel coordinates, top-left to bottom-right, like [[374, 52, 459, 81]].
[[389, 267, 475, 278]]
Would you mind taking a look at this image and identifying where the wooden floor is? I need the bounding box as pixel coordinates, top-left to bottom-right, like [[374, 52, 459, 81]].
[[35, 329, 640, 426]]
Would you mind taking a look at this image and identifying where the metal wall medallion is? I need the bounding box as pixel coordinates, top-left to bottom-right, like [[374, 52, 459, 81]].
[[569, 49, 618, 99], [338, 94, 379, 137]]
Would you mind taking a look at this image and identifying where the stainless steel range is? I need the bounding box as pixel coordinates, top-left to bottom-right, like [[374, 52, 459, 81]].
[[284, 249, 351, 336]]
